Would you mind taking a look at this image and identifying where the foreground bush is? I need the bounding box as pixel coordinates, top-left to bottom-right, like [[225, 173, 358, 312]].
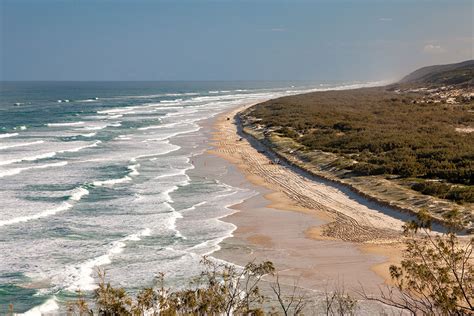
[[67, 259, 312, 315], [362, 210, 473, 315], [62, 214, 472, 315]]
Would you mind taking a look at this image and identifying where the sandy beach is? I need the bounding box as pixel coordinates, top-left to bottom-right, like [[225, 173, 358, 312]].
[[204, 102, 406, 295]]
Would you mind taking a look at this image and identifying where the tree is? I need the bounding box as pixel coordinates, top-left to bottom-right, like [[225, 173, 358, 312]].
[[270, 275, 307, 315], [361, 210, 473, 315], [68, 257, 275, 315]]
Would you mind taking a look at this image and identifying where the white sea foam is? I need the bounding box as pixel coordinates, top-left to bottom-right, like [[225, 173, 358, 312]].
[[0, 141, 100, 166], [108, 114, 123, 119], [103, 92, 197, 101], [47, 121, 85, 127], [141, 126, 201, 142], [166, 204, 185, 239], [92, 176, 131, 187], [164, 109, 199, 117], [66, 140, 101, 152], [82, 125, 108, 130], [138, 125, 165, 131], [0, 152, 58, 166], [186, 195, 252, 256], [137, 121, 186, 130], [0, 133, 18, 138], [189, 95, 239, 103], [0, 140, 44, 150], [23, 297, 59, 316], [78, 132, 97, 137], [179, 201, 207, 212], [98, 103, 182, 121], [97, 107, 133, 114], [160, 99, 183, 103], [0, 186, 88, 227], [0, 161, 68, 178], [154, 168, 187, 179], [70, 187, 90, 201], [92, 159, 140, 187], [152, 106, 184, 110], [128, 164, 140, 176], [66, 228, 152, 291]]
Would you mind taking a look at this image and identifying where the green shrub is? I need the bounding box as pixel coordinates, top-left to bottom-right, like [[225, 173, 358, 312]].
[[247, 86, 474, 202]]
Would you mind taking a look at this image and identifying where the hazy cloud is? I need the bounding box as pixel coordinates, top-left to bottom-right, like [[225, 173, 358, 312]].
[[378, 17, 392, 22], [270, 28, 286, 32], [423, 43, 444, 54]]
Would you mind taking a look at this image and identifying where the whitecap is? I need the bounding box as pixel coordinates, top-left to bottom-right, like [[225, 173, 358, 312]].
[[167, 205, 185, 239], [0, 152, 58, 166], [82, 125, 108, 131], [154, 168, 187, 179], [0, 186, 89, 227], [0, 202, 71, 227], [107, 114, 123, 119], [0, 161, 68, 178], [97, 108, 131, 115], [160, 99, 182, 103], [92, 176, 131, 187], [66, 228, 152, 291], [69, 187, 90, 201], [128, 164, 140, 176], [0, 133, 18, 138], [0, 141, 100, 166], [0, 140, 44, 150], [179, 201, 207, 212], [137, 121, 185, 130], [78, 132, 97, 138], [47, 122, 85, 127], [23, 297, 59, 316]]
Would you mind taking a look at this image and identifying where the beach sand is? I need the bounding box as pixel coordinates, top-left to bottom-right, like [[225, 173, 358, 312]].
[[193, 102, 406, 296]]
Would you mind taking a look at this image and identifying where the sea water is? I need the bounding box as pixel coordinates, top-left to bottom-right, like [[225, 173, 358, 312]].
[[0, 81, 378, 314]]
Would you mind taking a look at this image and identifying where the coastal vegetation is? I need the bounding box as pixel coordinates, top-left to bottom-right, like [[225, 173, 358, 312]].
[[362, 210, 473, 315], [399, 60, 474, 86], [241, 60, 473, 229], [249, 88, 473, 192]]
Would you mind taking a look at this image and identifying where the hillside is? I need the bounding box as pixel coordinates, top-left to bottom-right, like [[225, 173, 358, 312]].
[[399, 59, 474, 86], [240, 62, 474, 230]]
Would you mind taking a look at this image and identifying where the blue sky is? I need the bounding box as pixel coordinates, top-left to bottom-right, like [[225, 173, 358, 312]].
[[0, 0, 472, 81]]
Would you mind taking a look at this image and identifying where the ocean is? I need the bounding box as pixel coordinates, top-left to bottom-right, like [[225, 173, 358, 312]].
[[0, 81, 375, 314]]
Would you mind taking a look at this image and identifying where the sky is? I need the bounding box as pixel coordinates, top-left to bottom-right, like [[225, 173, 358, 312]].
[[0, 0, 472, 81]]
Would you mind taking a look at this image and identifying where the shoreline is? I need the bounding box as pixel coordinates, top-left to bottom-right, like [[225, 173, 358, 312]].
[[205, 102, 404, 294]]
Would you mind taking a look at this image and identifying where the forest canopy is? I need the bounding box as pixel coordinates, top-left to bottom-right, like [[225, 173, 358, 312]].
[[248, 86, 474, 203]]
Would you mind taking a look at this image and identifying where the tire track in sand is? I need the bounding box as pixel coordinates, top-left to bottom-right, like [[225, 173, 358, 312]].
[[210, 104, 403, 243]]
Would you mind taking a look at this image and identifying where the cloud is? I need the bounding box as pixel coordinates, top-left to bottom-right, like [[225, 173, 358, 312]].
[[423, 43, 444, 54], [270, 28, 286, 32], [378, 17, 393, 22]]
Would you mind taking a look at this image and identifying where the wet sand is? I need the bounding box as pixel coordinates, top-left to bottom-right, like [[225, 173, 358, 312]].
[[194, 102, 404, 296]]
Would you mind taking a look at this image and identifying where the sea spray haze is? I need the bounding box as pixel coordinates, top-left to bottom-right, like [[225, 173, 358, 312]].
[[0, 81, 379, 313]]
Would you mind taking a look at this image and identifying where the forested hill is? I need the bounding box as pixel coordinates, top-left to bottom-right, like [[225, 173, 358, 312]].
[[399, 59, 474, 86]]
